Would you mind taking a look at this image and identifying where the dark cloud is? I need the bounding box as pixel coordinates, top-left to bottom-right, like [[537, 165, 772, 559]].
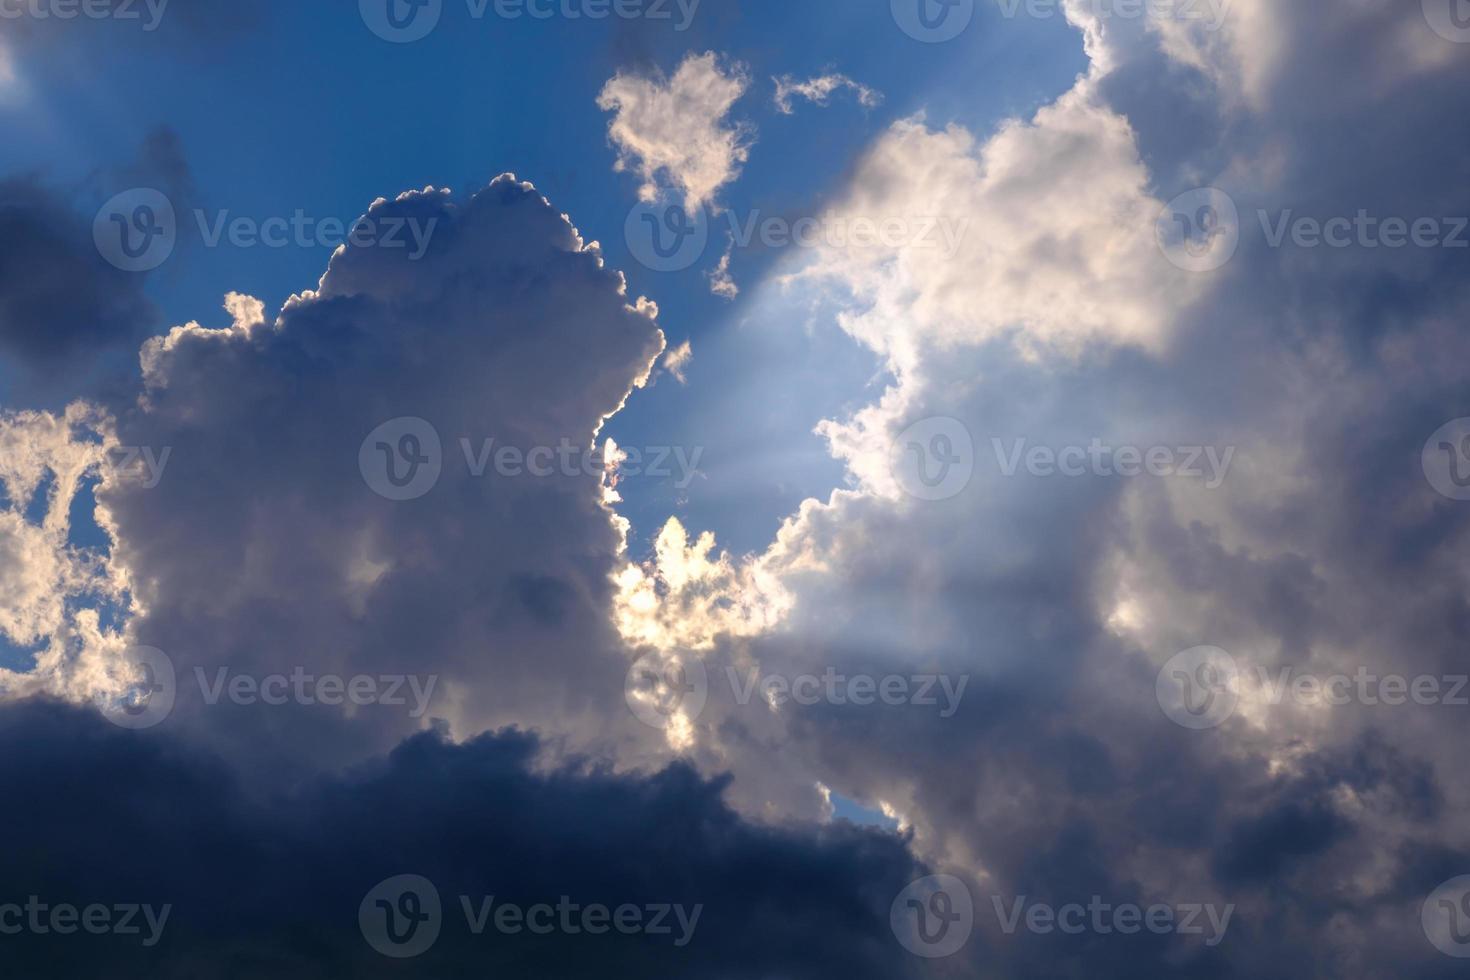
[[0, 698, 926, 978], [0, 127, 193, 390], [0, 175, 155, 367]]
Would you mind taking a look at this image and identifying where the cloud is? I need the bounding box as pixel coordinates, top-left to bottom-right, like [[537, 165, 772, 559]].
[[0, 699, 930, 978], [613, 2, 1470, 974], [0, 177, 157, 369], [4, 175, 673, 777], [597, 52, 752, 211], [660, 338, 693, 384], [707, 244, 738, 299], [773, 73, 882, 115]]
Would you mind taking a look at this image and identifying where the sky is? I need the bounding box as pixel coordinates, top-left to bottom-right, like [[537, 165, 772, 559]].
[[0, 0, 1469, 976]]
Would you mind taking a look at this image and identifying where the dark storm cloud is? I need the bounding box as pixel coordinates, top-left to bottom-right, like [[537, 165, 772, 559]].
[[0, 699, 927, 978]]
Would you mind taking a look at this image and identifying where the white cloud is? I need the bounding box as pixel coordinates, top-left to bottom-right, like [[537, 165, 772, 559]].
[[10, 175, 676, 771], [660, 338, 693, 384], [707, 245, 737, 299], [0, 403, 135, 705], [597, 52, 752, 211], [773, 73, 882, 115]]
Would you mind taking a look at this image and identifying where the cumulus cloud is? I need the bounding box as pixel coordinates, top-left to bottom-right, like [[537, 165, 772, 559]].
[[773, 73, 882, 115], [2, 175, 674, 778], [598, 52, 753, 212], [3, 2, 1468, 976], [612, 2, 1470, 975]]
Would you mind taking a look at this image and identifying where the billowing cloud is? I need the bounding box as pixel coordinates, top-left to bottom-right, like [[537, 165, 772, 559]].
[[613, 2, 1470, 975], [4, 175, 676, 777]]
